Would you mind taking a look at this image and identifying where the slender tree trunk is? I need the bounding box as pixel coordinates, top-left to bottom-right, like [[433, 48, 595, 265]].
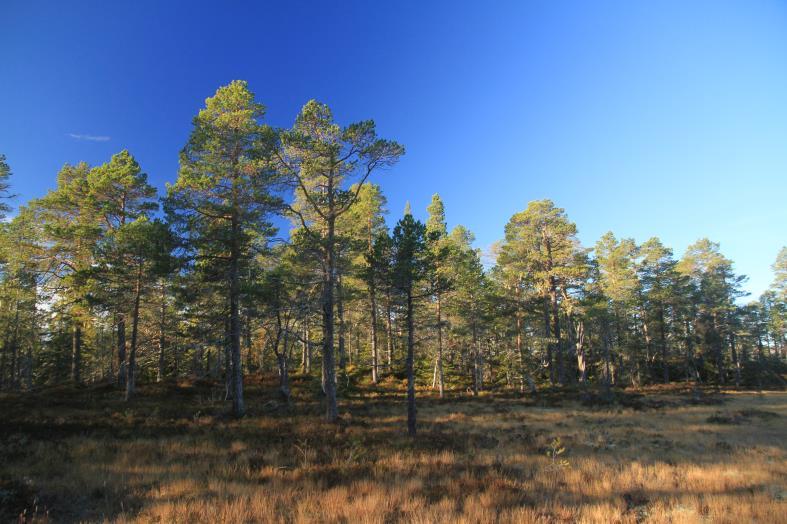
[[117, 315, 126, 386], [659, 306, 669, 383], [385, 291, 394, 369], [71, 321, 82, 384], [436, 291, 444, 397], [730, 331, 741, 388], [277, 352, 290, 402], [174, 342, 180, 377], [756, 330, 765, 390], [302, 318, 311, 374], [602, 319, 612, 396], [543, 296, 554, 384], [370, 287, 379, 383], [229, 215, 245, 417], [406, 289, 416, 437], [300, 320, 307, 373], [125, 267, 142, 401], [471, 319, 480, 396], [226, 316, 235, 398], [322, 213, 339, 422], [575, 320, 587, 384], [615, 309, 626, 385], [9, 306, 19, 390], [712, 312, 725, 385], [368, 219, 380, 384], [337, 274, 347, 374], [157, 283, 166, 382], [564, 307, 576, 385], [642, 311, 653, 381], [25, 343, 32, 390], [0, 340, 6, 390], [545, 237, 562, 384], [516, 308, 525, 392], [275, 317, 290, 403], [243, 313, 252, 373], [515, 306, 536, 394]]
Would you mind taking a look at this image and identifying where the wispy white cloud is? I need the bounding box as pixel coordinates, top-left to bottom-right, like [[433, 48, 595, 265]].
[[67, 133, 111, 142]]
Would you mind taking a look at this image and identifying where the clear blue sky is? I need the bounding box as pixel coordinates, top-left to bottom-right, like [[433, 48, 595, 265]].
[[2, 1, 785, 298]]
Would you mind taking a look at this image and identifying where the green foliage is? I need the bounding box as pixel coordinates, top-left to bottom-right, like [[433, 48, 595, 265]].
[[390, 214, 429, 295], [0, 80, 783, 408], [545, 437, 570, 471], [0, 154, 14, 219]]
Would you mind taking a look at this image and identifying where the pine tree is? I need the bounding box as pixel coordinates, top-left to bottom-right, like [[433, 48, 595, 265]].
[[88, 150, 158, 386], [277, 100, 403, 422], [426, 194, 450, 397], [595, 232, 640, 385], [498, 200, 582, 385], [678, 239, 746, 385], [166, 80, 279, 417], [390, 213, 429, 436], [340, 184, 388, 383], [31, 162, 101, 384], [636, 237, 679, 383]]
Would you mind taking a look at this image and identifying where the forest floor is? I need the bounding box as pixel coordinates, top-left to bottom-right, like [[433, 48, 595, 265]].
[[1, 374, 785, 523]]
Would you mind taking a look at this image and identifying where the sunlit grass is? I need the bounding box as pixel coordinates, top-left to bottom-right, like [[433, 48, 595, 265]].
[[1, 379, 785, 523]]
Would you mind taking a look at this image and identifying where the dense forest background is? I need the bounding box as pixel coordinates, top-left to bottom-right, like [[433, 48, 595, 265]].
[[0, 81, 784, 432]]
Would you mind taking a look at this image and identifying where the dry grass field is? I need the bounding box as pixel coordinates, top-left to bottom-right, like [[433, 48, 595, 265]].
[[1, 376, 785, 523]]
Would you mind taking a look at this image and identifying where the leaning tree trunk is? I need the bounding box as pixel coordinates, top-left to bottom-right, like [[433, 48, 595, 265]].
[[406, 289, 417, 437]]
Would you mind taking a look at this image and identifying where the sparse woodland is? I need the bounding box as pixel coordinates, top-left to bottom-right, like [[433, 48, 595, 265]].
[[0, 81, 785, 523]]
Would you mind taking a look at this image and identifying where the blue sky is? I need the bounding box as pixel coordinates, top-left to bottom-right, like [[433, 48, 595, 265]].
[[2, 1, 785, 298]]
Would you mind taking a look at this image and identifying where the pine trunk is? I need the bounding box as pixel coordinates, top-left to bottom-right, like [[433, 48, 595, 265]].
[[125, 267, 142, 401], [117, 316, 126, 386], [322, 213, 338, 422], [229, 215, 245, 417], [406, 289, 416, 437], [71, 321, 82, 384]]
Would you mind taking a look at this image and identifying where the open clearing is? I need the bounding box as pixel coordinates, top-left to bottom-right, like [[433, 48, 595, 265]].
[[1, 379, 785, 523]]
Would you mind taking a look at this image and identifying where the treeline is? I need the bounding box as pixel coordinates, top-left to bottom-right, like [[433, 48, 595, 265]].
[[0, 81, 785, 435]]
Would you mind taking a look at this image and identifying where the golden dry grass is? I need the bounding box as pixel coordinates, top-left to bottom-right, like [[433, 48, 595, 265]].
[[1, 378, 785, 523]]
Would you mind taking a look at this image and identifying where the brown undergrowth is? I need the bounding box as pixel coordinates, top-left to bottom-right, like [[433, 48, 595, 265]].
[[1, 377, 785, 523]]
